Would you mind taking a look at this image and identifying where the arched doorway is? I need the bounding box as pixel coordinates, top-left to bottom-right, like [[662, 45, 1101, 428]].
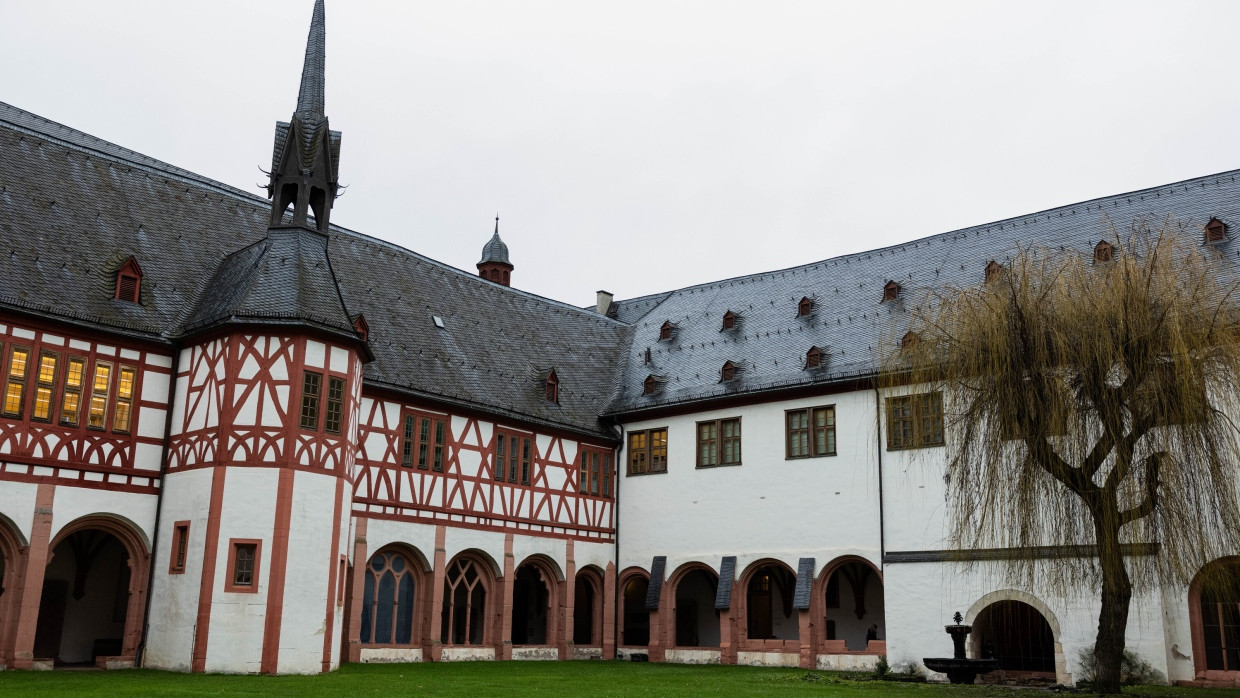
[[620, 572, 650, 647], [573, 567, 603, 646], [0, 517, 24, 666], [742, 561, 797, 641], [359, 547, 425, 647], [672, 566, 719, 648], [972, 600, 1055, 674], [820, 558, 885, 651], [35, 517, 149, 666], [512, 558, 558, 646], [440, 553, 493, 646], [1189, 557, 1240, 678]]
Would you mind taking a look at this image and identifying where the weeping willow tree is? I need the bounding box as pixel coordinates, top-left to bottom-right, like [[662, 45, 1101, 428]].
[[890, 221, 1240, 694]]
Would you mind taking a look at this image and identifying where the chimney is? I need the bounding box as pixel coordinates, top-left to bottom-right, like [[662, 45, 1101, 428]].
[[595, 290, 614, 315]]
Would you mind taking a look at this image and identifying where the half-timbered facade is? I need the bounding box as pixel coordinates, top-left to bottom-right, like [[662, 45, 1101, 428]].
[[1, 0, 1239, 687]]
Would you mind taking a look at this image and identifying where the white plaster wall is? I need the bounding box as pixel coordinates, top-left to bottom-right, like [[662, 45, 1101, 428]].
[[144, 467, 213, 670], [443, 527, 506, 574], [204, 468, 278, 674], [618, 390, 882, 574], [826, 572, 885, 650], [276, 470, 339, 674], [1158, 578, 1199, 683], [512, 535, 567, 579], [363, 519, 438, 568], [50, 486, 156, 549], [882, 560, 1169, 686], [573, 541, 615, 575], [0, 479, 37, 543]]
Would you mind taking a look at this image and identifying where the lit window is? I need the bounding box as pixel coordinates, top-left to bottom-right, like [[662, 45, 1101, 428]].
[[60, 357, 86, 426], [300, 371, 321, 430], [3, 346, 29, 418], [627, 428, 667, 476], [697, 418, 741, 467], [112, 366, 135, 432], [886, 392, 944, 450], [88, 361, 112, 429], [32, 352, 57, 421], [786, 406, 836, 459]]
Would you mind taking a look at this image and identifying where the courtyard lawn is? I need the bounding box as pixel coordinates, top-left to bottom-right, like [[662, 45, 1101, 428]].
[[0, 661, 1236, 697]]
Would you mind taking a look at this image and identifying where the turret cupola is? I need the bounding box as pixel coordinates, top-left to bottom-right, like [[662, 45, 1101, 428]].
[[478, 216, 514, 286], [266, 0, 341, 234]]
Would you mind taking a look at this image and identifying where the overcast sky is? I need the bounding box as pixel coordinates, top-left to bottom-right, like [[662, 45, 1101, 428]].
[[3, 1, 1240, 306]]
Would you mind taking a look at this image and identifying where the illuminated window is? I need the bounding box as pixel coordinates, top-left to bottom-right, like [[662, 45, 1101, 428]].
[[32, 352, 58, 421], [87, 361, 112, 429], [60, 357, 86, 426], [627, 428, 667, 476], [112, 366, 135, 432], [3, 346, 29, 418]]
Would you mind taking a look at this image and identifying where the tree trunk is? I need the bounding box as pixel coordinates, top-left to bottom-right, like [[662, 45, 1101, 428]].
[[1092, 513, 1132, 694]]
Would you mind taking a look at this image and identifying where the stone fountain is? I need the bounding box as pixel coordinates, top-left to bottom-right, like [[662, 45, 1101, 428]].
[[922, 612, 1000, 684]]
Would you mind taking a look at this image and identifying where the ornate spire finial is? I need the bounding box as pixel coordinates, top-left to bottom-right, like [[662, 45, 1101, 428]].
[[296, 0, 326, 118], [495, 214, 500, 235]]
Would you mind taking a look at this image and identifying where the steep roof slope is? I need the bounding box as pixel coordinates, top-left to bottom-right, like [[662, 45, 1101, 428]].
[[0, 101, 629, 437], [606, 171, 1240, 414]]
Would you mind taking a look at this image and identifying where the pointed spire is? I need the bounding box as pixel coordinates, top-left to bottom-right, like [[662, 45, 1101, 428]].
[[296, 0, 326, 118], [478, 215, 514, 286]]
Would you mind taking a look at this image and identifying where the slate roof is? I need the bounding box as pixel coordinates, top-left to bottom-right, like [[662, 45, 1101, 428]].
[[0, 100, 630, 438], [479, 222, 511, 265], [604, 170, 1240, 414]]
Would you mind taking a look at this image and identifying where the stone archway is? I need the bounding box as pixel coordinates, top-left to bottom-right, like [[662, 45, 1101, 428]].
[[0, 514, 27, 668], [511, 556, 561, 646], [668, 563, 720, 648], [618, 568, 650, 648], [738, 559, 797, 641], [813, 556, 886, 653], [573, 566, 604, 646], [966, 589, 1069, 685], [38, 515, 149, 667], [358, 545, 429, 648], [440, 551, 497, 647], [1188, 556, 1240, 680]]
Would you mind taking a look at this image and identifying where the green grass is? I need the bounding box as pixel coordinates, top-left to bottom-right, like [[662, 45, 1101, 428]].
[[0, 661, 1236, 696]]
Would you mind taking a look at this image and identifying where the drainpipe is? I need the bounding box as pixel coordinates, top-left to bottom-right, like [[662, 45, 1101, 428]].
[[136, 345, 182, 667], [612, 422, 624, 658], [873, 388, 886, 566]]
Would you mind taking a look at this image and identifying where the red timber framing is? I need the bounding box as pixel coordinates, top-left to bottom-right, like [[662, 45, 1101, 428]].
[[353, 397, 617, 543], [175, 331, 362, 674], [0, 314, 171, 496]]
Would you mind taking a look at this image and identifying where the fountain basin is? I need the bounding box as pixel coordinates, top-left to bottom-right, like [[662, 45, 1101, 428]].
[[922, 657, 1000, 684]]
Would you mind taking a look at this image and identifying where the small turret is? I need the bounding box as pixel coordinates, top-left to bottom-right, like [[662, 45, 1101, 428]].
[[478, 216, 514, 286]]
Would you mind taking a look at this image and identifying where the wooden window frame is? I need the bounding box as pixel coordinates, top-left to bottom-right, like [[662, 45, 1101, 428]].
[[797, 297, 813, 317], [324, 375, 345, 434], [169, 521, 190, 574], [642, 375, 659, 396], [544, 371, 559, 403], [882, 281, 901, 302], [785, 405, 836, 459], [401, 413, 415, 467], [86, 360, 113, 430], [721, 311, 736, 331], [224, 538, 262, 593], [111, 364, 136, 433], [494, 427, 532, 485], [60, 356, 87, 427], [886, 392, 945, 450], [805, 346, 822, 369], [31, 350, 59, 422], [300, 370, 322, 430], [3, 345, 30, 419], [578, 445, 613, 498], [696, 417, 741, 468], [403, 410, 447, 471], [658, 322, 675, 341], [114, 258, 142, 303], [1206, 217, 1228, 244], [626, 427, 667, 476], [720, 361, 736, 383]]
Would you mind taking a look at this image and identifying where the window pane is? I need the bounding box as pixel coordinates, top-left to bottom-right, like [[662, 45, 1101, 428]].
[[33, 386, 52, 419], [112, 401, 132, 432], [37, 354, 56, 384], [88, 396, 107, 428], [508, 436, 518, 483], [402, 415, 414, 466], [300, 371, 321, 429], [395, 573, 415, 644], [361, 571, 375, 643], [497, 435, 507, 481], [433, 421, 445, 471], [4, 383, 23, 416], [375, 570, 395, 644], [61, 391, 80, 426], [521, 438, 531, 485], [418, 418, 430, 469], [65, 359, 84, 388], [117, 366, 135, 400], [92, 362, 111, 394], [602, 455, 612, 497], [651, 429, 667, 472], [325, 376, 344, 434]]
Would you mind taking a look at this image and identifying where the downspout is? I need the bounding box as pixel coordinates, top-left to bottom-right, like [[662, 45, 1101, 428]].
[[612, 422, 624, 657], [873, 388, 886, 566], [136, 345, 182, 667]]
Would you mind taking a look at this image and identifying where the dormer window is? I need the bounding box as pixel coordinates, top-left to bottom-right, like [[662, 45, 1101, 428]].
[[902, 331, 920, 350], [114, 257, 142, 304], [1206, 218, 1228, 244], [659, 321, 677, 341], [643, 375, 659, 396], [352, 314, 369, 342], [797, 297, 814, 317], [805, 346, 822, 369], [544, 370, 559, 403], [721, 310, 737, 331], [882, 281, 901, 303], [984, 260, 1002, 284], [1094, 240, 1114, 263], [721, 361, 736, 383]]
